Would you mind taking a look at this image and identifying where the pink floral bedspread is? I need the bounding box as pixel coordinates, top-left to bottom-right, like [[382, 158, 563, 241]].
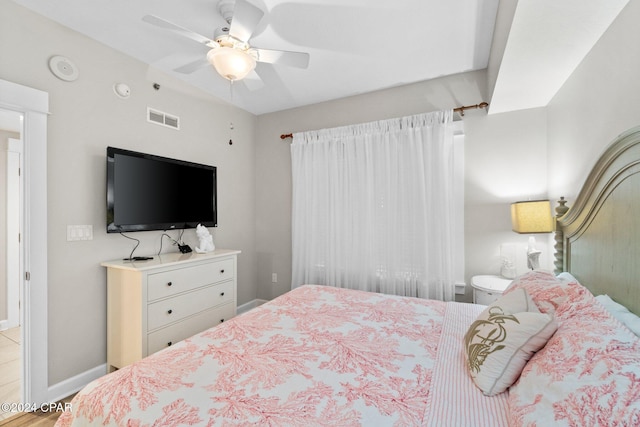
[[56, 285, 504, 426], [505, 271, 640, 426]]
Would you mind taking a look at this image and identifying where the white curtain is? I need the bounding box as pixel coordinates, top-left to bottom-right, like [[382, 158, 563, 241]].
[[291, 110, 457, 300]]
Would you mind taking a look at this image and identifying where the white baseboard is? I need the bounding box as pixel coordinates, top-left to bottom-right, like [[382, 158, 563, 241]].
[[47, 364, 107, 403], [237, 299, 268, 315], [0, 319, 19, 331]]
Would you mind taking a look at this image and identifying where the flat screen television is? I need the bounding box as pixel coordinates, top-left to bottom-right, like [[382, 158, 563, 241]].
[[107, 146, 217, 233]]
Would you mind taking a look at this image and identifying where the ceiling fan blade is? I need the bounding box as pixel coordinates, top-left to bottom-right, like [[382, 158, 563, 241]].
[[174, 58, 209, 74], [253, 48, 310, 69], [242, 69, 264, 91], [228, 0, 264, 43], [142, 15, 217, 47]]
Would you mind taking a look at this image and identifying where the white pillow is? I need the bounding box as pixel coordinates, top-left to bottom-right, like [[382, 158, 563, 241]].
[[556, 271, 579, 283], [596, 294, 640, 337], [464, 289, 558, 396]]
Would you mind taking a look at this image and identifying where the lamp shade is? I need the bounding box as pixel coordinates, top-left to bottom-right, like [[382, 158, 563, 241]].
[[511, 200, 554, 233], [207, 47, 256, 81]]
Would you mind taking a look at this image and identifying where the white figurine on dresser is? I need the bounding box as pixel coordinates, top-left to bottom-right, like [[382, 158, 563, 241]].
[[195, 223, 215, 253]]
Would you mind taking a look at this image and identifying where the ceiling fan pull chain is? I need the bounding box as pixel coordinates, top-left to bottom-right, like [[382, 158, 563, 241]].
[[228, 81, 234, 145]]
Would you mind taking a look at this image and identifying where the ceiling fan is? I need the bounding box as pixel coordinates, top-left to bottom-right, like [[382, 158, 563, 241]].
[[142, 0, 310, 83]]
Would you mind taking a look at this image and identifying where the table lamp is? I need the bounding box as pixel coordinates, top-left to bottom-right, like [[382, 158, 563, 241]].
[[511, 200, 554, 270]]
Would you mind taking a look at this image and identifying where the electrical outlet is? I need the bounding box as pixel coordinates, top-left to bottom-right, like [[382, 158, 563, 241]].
[[271, 273, 278, 283], [67, 225, 93, 241]]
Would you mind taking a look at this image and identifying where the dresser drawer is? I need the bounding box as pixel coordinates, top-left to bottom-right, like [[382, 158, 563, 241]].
[[147, 280, 235, 330], [147, 258, 234, 301], [147, 303, 235, 355]]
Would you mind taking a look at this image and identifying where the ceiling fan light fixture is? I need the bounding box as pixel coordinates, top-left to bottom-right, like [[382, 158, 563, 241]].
[[207, 47, 256, 81]]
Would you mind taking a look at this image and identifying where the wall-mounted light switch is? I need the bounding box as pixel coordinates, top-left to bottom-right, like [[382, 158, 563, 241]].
[[272, 273, 278, 283]]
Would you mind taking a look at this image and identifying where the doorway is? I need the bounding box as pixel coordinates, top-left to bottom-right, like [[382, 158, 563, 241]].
[[0, 112, 23, 421], [0, 111, 23, 421], [0, 79, 49, 406]]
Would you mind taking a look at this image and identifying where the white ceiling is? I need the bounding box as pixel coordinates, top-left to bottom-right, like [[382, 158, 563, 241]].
[[489, 0, 630, 115], [9, 0, 500, 115], [5, 0, 631, 117]]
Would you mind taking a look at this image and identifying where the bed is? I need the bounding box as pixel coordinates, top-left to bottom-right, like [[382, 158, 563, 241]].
[[57, 126, 640, 426]]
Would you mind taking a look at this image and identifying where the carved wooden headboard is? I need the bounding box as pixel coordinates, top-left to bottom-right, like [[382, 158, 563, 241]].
[[555, 126, 640, 315]]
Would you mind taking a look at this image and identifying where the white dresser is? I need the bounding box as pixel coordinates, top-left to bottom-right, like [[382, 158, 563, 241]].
[[102, 249, 240, 371]]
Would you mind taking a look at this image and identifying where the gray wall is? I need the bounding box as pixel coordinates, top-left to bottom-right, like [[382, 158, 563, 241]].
[[547, 0, 640, 202], [0, 0, 257, 385]]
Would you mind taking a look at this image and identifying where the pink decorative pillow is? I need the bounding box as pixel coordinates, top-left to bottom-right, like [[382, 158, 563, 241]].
[[502, 270, 590, 318]]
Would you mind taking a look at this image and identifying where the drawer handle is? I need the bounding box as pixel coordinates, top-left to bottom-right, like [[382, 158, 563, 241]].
[[220, 269, 225, 274], [220, 292, 225, 296], [167, 309, 173, 314], [167, 341, 173, 347], [167, 282, 173, 287]]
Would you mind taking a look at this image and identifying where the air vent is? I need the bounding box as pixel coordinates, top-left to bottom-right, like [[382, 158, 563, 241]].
[[147, 107, 180, 130]]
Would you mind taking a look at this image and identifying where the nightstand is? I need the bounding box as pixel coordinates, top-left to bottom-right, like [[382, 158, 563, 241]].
[[471, 275, 512, 305]]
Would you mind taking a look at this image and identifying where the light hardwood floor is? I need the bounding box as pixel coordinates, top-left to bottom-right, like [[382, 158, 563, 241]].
[[0, 327, 20, 423], [0, 328, 72, 426], [0, 409, 64, 427]]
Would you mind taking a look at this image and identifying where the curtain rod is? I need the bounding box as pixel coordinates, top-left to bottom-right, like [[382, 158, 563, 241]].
[[279, 101, 489, 140], [454, 101, 489, 116]]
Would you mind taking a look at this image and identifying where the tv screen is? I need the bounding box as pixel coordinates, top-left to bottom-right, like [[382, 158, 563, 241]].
[[107, 147, 217, 233]]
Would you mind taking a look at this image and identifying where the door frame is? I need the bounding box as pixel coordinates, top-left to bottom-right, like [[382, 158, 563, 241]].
[[5, 137, 23, 330], [0, 79, 49, 404]]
